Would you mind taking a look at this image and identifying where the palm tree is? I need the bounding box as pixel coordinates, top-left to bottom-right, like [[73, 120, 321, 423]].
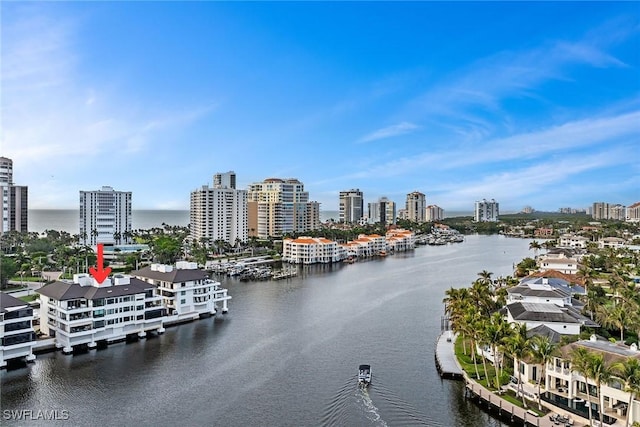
[[571, 347, 594, 427], [588, 352, 615, 426], [530, 335, 557, 410], [470, 279, 494, 316], [529, 240, 542, 257], [477, 270, 493, 286], [503, 323, 531, 407], [483, 312, 511, 390], [596, 304, 629, 342], [612, 358, 640, 427]]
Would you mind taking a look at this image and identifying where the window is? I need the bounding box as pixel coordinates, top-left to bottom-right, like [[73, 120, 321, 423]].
[[136, 305, 143, 311], [180, 299, 186, 304], [93, 309, 105, 318], [181, 291, 186, 296]]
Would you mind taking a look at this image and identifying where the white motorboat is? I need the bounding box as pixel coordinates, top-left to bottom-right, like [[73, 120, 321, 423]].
[[358, 364, 372, 386]]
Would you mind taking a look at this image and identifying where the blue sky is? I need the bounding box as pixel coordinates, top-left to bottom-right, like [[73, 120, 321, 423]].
[[2, 2, 639, 213]]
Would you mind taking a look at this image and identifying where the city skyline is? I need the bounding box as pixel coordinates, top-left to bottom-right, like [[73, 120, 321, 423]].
[[2, 2, 639, 211]]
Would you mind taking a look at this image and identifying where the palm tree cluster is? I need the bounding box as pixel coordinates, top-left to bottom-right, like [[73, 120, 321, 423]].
[[445, 273, 640, 421], [444, 272, 535, 398]]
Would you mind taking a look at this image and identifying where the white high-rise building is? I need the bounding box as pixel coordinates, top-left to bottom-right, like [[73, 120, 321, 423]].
[[339, 189, 364, 223], [190, 173, 248, 245], [474, 199, 499, 222], [0, 157, 28, 234], [247, 178, 320, 238], [213, 171, 237, 190], [406, 191, 426, 222], [80, 186, 132, 245]]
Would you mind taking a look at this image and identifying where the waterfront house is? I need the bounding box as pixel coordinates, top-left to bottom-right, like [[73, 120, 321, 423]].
[[520, 270, 586, 297], [0, 293, 36, 368], [37, 274, 166, 354], [538, 252, 582, 275], [559, 234, 590, 249], [282, 237, 347, 264], [132, 261, 230, 321], [598, 237, 627, 249], [543, 338, 640, 426], [504, 301, 598, 336], [385, 229, 415, 252], [349, 234, 386, 257]]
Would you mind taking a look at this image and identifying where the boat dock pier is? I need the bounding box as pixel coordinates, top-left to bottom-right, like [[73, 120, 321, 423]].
[[434, 331, 580, 426], [435, 331, 463, 380], [464, 381, 562, 427]]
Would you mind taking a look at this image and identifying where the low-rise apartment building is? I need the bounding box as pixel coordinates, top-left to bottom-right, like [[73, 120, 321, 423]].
[[38, 274, 166, 354], [282, 237, 347, 264], [385, 228, 415, 252], [132, 262, 230, 320], [1, 293, 36, 368]]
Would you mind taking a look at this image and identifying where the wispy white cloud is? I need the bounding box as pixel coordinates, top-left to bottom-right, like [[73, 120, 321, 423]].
[[358, 121, 420, 143], [441, 110, 640, 169], [0, 5, 215, 208], [431, 147, 634, 210], [403, 26, 634, 139]]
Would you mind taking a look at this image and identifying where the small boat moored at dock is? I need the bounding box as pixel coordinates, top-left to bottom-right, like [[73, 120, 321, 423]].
[[358, 364, 372, 386]]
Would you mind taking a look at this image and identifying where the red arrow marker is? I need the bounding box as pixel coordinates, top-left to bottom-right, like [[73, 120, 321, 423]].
[[89, 243, 112, 284]]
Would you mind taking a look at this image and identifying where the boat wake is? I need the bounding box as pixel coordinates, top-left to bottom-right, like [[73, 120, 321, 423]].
[[320, 376, 387, 426], [369, 381, 446, 427], [358, 387, 388, 426]]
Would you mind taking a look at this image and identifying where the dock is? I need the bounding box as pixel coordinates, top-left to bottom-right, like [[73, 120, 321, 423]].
[[435, 331, 464, 379]]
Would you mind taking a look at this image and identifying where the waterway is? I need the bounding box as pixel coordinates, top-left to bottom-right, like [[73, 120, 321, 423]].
[[1, 235, 533, 426]]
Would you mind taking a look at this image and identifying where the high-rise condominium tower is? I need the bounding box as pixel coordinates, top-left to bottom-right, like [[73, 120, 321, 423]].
[[339, 189, 364, 223], [80, 186, 132, 245], [474, 199, 499, 222], [247, 178, 320, 238], [368, 196, 396, 226], [0, 157, 28, 233], [190, 172, 248, 245], [406, 191, 426, 222]]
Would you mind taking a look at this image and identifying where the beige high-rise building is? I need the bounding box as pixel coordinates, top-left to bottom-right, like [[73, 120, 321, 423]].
[[406, 191, 426, 222], [425, 205, 444, 221], [247, 178, 320, 238]]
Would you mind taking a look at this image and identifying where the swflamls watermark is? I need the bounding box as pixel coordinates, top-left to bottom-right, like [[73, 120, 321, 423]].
[[2, 409, 70, 421]]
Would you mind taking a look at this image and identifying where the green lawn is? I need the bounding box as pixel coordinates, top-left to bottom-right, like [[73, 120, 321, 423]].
[[18, 294, 39, 302], [454, 338, 501, 389], [10, 276, 45, 282]]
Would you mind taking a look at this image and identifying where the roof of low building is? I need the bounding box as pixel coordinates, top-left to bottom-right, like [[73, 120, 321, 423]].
[[507, 302, 599, 327], [132, 266, 208, 283], [528, 324, 564, 344], [507, 284, 570, 299], [0, 292, 28, 312], [559, 339, 640, 363], [37, 278, 155, 301]]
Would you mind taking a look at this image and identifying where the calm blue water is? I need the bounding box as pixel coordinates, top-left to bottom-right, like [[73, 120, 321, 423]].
[[1, 235, 531, 426]]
